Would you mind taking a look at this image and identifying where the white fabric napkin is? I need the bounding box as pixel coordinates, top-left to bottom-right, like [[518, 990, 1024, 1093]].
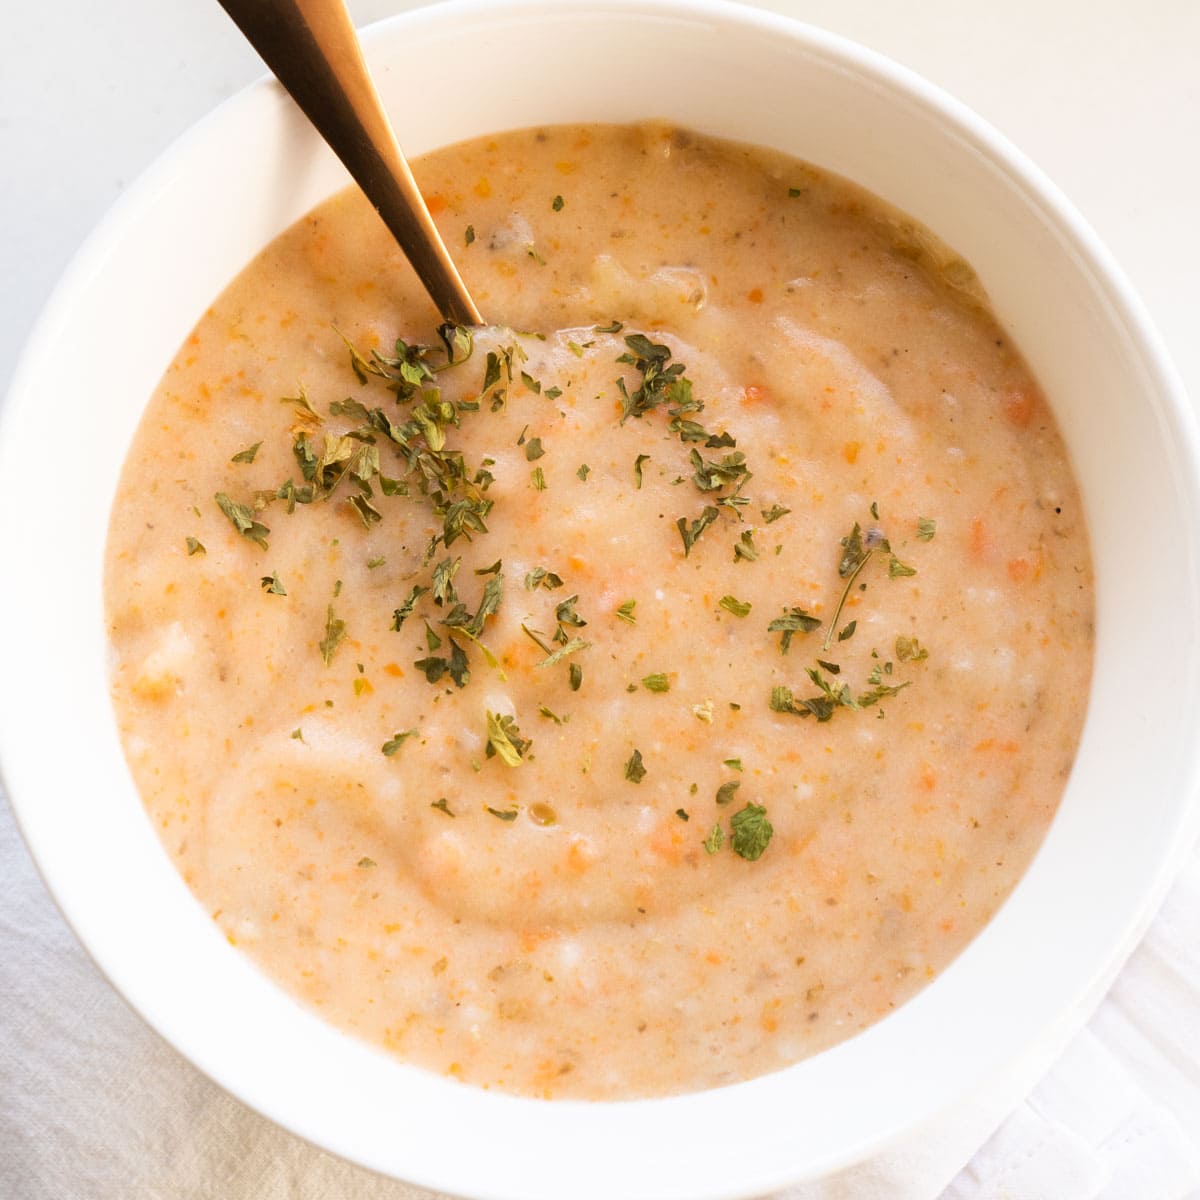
[[3, 788, 1199, 1200]]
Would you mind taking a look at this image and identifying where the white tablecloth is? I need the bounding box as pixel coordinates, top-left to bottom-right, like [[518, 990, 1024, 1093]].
[[3, 2, 1199, 1196]]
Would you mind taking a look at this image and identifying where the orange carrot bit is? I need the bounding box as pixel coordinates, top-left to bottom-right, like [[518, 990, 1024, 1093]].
[[759, 997, 782, 1032], [741, 383, 769, 406], [1003, 388, 1037, 428], [842, 440, 862, 464], [425, 193, 448, 216], [746, 287, 764, 304], [1007, 557, 1031, 582], [472, 177, 492, 198], [704, 950, 724, 966], [565, 839, 594, 875], [919, 763, 937, 791], [649, 824, 685, 864], [383, 662, 403, 678], [973, 738, 995, 753], [968, 516, 990, 563]]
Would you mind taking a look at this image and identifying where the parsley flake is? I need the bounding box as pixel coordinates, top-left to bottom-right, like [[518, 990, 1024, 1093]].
[[716, 780, 741, 806], [319, 603, 346, 666], [382, 728, 419, 756], [768, 607, 821, 654], [719, 595, 752, 618], [624, 749, 647, 783], [214, 492, 270, 549], [485, 711, 529, 766], [730, 803, 773, 860]]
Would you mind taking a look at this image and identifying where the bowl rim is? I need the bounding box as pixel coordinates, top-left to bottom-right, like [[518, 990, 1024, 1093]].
[[3, 1, 1200, 1197]]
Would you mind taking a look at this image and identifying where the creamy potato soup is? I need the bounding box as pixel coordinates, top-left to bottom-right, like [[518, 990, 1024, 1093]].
[[105, 124, 1092, 1100]]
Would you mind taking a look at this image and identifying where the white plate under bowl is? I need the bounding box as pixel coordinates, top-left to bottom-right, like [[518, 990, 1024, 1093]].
[[2, 2, 1198, 1198]]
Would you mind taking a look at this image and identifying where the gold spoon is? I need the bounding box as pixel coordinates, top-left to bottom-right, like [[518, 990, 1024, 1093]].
[[217, 0, 483, 326]]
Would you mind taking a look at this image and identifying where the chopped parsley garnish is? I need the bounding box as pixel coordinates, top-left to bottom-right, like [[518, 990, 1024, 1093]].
[[576, 463, 591, 481], [733, 529, 759, 562], [616, 599, 637, 624], [531, 466, 547, 490], [260, 571, 286, 595], [231, 441, 262, 464], [676, 506, 720, 556], [719, 595, 752, 618], [767, 607, 820, 654], [703, 824, 724, 854], [555, 594, 587, 629], [525, 566, 565, 590], [414, 637, 470, 688], [642, 673, 670, 693], [485, 711, 529, 766], [465, 225, 476, 245], [761, 504, 791, 524], [888, 556, 917, 578], [319, 602, 346, 666], [730, 803, 773, 860], [525, 437, 545, 461], [381, 728, 419, 756], [917, 517, 937, 541], [624, 748, 647, 783], [486, 805, 519, 821], [391, 584, 429, 631], [896, 636, 929, 662], [552, 194, 564, 211], [431, 797, 455, 817], [634, 453, 650, 488], [716, 780, 740, 806], [537, 637, 589, 668], [615, 333, 690, 423], [215, 492, 270, 549], [675, 808, 690, 821], [357, 856, 377, 869], [568, 662, 583, 691], [185, 537, 205, 556]]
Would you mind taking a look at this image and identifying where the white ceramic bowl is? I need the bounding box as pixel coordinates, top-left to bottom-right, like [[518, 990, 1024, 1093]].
[[3, 2, 1199, 1196]]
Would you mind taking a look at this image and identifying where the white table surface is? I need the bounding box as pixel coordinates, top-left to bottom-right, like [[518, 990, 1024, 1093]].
[[3, 2, 1199, 1197]]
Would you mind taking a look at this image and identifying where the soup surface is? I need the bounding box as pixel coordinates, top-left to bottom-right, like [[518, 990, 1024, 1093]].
[[105, 124, 1093, 1099]]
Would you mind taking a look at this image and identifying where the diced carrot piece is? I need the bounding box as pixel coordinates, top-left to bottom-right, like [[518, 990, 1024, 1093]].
[[1003, 389, 1036, 427]]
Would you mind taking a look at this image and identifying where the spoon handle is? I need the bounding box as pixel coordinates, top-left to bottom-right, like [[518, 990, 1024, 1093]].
[[218, 0, 483, 326]]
